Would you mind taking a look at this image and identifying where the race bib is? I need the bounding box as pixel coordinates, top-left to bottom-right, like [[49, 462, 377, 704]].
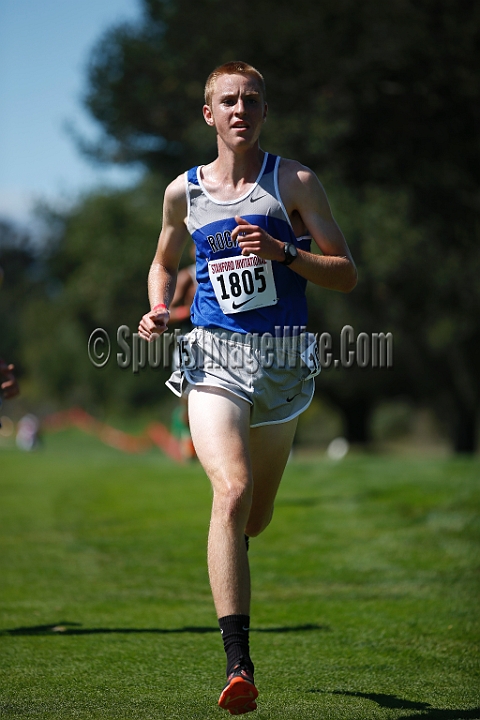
[[208, 255, 278, 314]]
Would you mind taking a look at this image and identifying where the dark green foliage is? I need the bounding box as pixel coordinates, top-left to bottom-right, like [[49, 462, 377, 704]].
[[17, 177, 177, 413], [79, 0, 480, 450], [3, 0, 479, 448], [83, 0, 480, 199], [0, 221, 42, 374]]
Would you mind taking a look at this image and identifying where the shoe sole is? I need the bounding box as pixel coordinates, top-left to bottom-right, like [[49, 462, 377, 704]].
[[218, 675, 259, 715]]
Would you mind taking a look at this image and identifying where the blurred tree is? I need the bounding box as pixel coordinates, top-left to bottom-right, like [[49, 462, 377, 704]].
[[328, 0, 480, 453], [81, 0, 352, 175], [72, 0, 480, 449], [307, 185, 426, 445], [0, 220, 40, 374], [19, 177, 180, 413]]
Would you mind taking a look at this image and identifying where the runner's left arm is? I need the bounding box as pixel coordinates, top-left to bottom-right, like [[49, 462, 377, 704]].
[[231, 160, 357, 293]]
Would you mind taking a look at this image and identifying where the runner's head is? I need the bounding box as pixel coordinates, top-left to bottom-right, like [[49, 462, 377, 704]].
[[204, 61, 266, 107]]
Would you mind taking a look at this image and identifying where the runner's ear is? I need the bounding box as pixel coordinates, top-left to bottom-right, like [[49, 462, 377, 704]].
[[203, 104, 215, 126]]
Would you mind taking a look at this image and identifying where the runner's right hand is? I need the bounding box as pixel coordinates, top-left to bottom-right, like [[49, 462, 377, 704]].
[[138, 307, 170, 340]]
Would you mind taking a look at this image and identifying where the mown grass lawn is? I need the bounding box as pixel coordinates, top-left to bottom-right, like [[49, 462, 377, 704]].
[[1, 431, 479, 719]]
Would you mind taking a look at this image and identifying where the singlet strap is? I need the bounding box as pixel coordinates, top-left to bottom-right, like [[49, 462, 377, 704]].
[[263, 152, 277, 175], [187, 167, 200, 185]]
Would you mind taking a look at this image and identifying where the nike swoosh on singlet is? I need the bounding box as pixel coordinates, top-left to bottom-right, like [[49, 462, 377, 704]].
[[250, 194, 267, 202], [231, 297, 255, 310]]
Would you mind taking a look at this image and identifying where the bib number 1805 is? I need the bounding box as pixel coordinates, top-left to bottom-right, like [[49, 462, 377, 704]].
[[216, 266, 266, 300], [208, 256, 278, 314]]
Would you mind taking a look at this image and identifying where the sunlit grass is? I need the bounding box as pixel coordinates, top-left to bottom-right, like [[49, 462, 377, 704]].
[[1, 432, 479, 718]]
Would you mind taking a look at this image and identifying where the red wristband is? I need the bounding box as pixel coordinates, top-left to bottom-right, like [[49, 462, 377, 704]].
[[152, 303, 168, 313]]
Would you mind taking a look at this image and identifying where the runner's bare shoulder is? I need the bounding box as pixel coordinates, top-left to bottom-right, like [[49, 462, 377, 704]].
[[278, 157, 331, 216], [163, 173, 188, 226]]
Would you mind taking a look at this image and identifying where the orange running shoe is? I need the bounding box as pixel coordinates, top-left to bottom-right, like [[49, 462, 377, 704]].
[[218, 664, 258, 715]]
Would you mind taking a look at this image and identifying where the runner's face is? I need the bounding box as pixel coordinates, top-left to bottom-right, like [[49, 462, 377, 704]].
[[203, 74, 267, 147]]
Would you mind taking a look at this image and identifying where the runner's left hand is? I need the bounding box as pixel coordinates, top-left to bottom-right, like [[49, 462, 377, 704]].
[[232, 216, 284, 261]]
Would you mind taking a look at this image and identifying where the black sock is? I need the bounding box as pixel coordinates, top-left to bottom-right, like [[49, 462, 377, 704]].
[[218, 614, 254, 677]]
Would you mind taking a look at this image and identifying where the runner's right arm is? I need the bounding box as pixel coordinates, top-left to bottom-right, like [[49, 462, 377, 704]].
[[138, 175, 188, 340]]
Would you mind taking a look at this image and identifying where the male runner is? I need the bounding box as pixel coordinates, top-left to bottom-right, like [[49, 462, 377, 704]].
[[138, 61, 357, 714]]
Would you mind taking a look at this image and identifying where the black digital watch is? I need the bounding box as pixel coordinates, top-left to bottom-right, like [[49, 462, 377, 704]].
[[282, 242, 298, 266]]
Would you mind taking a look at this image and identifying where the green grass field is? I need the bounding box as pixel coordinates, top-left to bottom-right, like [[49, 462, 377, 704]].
[[1, 432, 479, 719]]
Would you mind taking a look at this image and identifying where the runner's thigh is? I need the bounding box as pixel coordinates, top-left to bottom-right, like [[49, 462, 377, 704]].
[[188, 386, 252, 490]]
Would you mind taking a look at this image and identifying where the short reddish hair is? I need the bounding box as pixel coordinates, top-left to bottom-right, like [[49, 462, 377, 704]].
[[204, 61, 266, 106]]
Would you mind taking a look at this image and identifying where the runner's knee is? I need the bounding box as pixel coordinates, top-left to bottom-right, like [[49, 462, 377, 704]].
[[213, 481, 253, 525]]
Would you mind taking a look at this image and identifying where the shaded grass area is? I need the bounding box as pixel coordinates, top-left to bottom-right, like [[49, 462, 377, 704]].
[[1, 430, 479, 719]]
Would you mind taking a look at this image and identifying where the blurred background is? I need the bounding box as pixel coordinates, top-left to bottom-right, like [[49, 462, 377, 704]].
[[1, 0, 479, 455]]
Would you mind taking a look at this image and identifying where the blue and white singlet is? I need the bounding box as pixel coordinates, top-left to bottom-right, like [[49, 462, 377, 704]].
[[186, 152, 312, 335]]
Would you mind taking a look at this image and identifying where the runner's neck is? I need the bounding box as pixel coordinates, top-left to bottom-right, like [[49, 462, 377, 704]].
[[200, 147, 265, 202]]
